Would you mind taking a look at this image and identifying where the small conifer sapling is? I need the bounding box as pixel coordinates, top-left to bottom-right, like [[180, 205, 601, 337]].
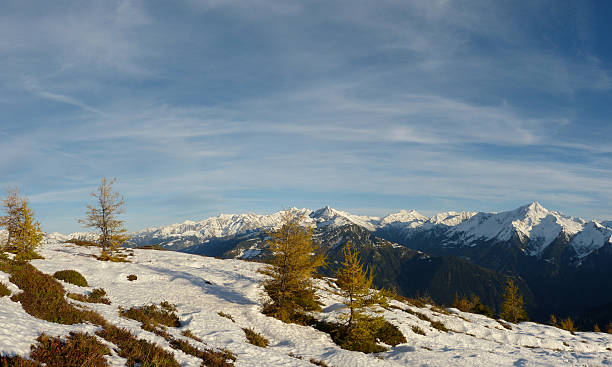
[[499, 278, 528, 323]]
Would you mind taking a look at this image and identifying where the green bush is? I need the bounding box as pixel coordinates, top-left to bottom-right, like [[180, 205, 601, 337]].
[[243, 328, 268, 348], [0, 259, 31, 274], [14, 251, 43, 261], [67, 288, 111, 305], [371, 317, 406, 346], [30, 332, 110, 367], [0, 355, 40, 366], [120, 303, 180, 328], [53, 270, 89, 287], [97, 325, 179, 367], [0, 283, 10, 297], [313, 320, 387, 353], [9, 264, 105, 325]]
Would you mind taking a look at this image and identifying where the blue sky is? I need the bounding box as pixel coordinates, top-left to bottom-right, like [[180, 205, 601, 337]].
[[1, 0, 612, 233]]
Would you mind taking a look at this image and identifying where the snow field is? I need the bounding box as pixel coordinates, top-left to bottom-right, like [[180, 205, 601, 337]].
[[0, 241, 611, 366]]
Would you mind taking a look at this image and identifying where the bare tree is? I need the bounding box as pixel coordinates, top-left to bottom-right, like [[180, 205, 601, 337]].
[[79, 178, 128, 256], [0, 188, 21, 249]]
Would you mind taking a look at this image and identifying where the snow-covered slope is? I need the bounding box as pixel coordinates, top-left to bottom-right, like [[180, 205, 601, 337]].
[[2, 240, 612, 366], [570, 221, 612, 259]]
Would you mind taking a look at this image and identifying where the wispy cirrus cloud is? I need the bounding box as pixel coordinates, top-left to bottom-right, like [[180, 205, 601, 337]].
[[1, 0, 611, 232]]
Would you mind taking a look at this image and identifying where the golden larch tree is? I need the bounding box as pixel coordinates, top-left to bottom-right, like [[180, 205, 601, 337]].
[[336, 242, 387, 351], [499, 278, 528, 323], [260, 211, 325, 323], [79, 178, 128, 256], [1, 188, 43, 258]]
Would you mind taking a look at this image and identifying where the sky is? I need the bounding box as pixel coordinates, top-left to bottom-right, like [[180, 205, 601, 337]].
[[1, 0, 612, 233]]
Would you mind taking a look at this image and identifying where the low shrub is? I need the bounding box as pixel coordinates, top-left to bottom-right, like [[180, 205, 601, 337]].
[[0, 355, 40, 366], [96, 325, 179, 367], [497, 320, 513, 330], [404, 298, 425, 308], [411, 325, 426, 335], [127, 274, 137, 281], [309, 358, 330, 367], [371, 317, 406, 346], [405, 309, 432, 322], [0, 259, 30, 275], [63, 239, 98, 247], [181, 329, 203, 343], [142, 323, 172, 339], [9, 264, 105, 325], [0, 283, 10, 297], [97, 251, 130, 262], [160, 301, 177, 312], [312, 320, 386, 353], [430, 321, 448, 332], [30, 332, 110, 367], [243, 328, 269, 348], [120, 303, 180, 328], [169, 338, 236, 366], [53, 270, 89, 287], [14, 251, 43, 261], [135, 245, 167, 251], [67, 288, 111, 305], [218, 312, 235, 322]]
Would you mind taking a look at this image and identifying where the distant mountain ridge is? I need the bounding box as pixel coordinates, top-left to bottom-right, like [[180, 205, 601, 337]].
[[124, 202, 612, 262]]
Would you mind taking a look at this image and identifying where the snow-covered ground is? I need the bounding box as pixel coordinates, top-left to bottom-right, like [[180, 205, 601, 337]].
[[1, 240, 612, 366]]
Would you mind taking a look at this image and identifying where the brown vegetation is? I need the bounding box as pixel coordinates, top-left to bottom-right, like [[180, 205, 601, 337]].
[[67, 288, 111, 305], [7, 261, 105, 325], [243, 328, 269, 348], [119, 302, 180, 328], [29, 332, 110, 367]]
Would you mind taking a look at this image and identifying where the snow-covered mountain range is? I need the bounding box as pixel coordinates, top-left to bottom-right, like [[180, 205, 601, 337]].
[[124, 202, 612, 261]]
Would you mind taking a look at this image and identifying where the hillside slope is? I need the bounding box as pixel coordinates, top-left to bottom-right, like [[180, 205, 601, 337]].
[[1, 240, 612, 366]]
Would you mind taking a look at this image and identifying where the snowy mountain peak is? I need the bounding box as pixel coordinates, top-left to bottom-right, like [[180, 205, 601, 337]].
[[311, 206, 339, 220], [310, 206, 379, 231], [516, 201, 550, 218], [449, 202, 587, 256], [379, 210, 428, 226], [429, 211, 477, 226]]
